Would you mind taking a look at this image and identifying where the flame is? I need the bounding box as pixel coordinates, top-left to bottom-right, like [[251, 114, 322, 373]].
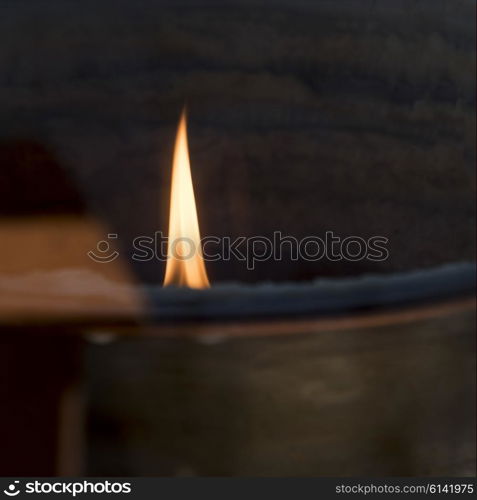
[[163, 110, 210, 288]]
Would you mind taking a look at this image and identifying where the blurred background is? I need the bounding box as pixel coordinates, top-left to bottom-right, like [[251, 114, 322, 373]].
[[0, 0, 475, 476]]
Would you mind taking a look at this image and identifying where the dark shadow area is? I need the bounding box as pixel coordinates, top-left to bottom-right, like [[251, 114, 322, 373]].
[[0, 139, 86, 216]]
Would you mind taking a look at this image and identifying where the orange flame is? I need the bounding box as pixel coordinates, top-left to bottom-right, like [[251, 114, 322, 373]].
[[163, 110, 210, 288]]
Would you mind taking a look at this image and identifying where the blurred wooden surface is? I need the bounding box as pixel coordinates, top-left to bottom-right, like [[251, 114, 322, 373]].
[[0, 0, 474, 283]]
